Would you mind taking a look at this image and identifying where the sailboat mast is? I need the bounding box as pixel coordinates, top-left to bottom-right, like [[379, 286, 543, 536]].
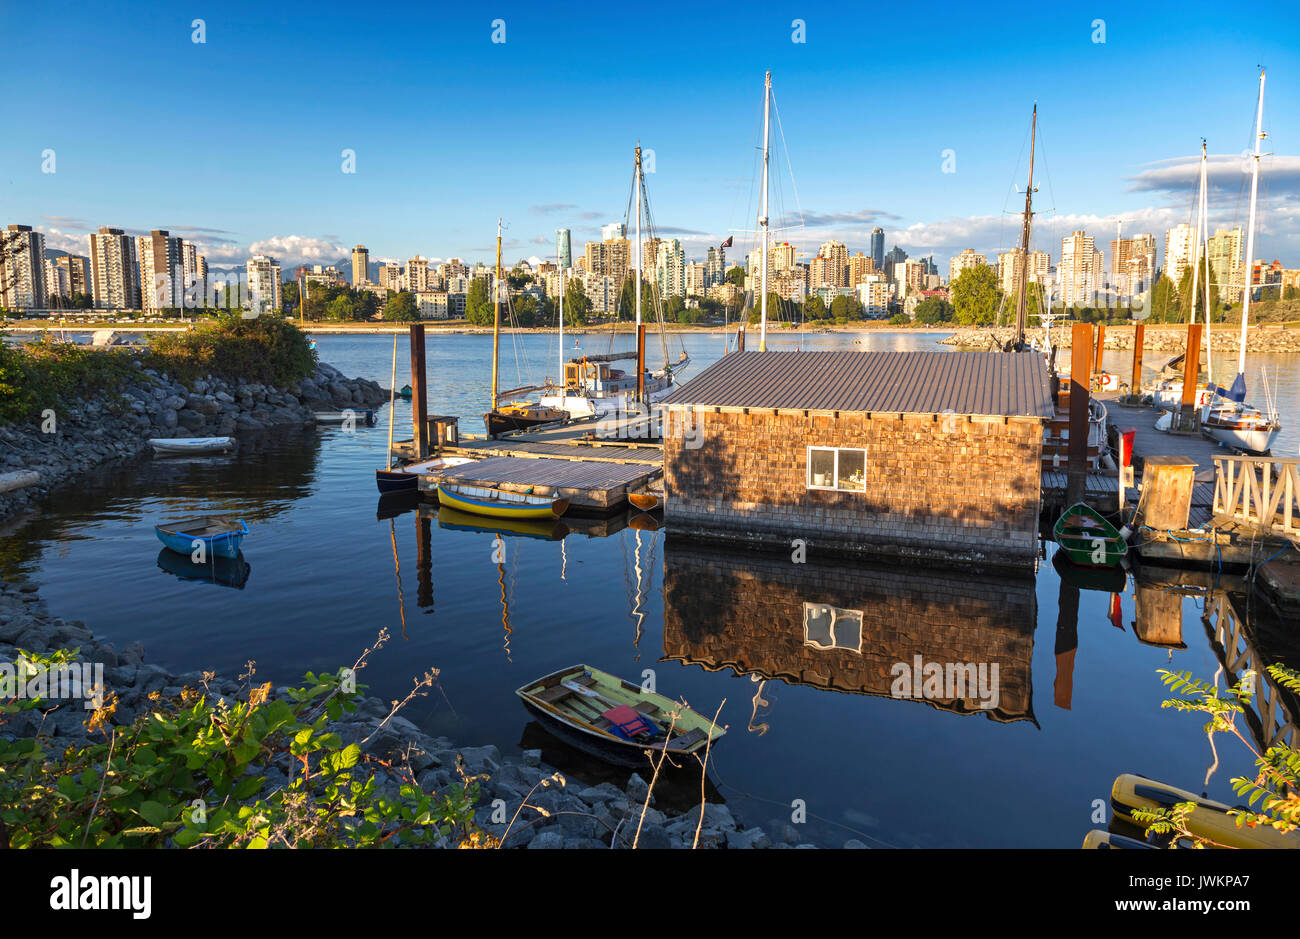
[[557, 239, 564, 396], [386, 333, 397, 467], [635, 145, 642, 331], [1195, 141, 1212, 386], [759, 70, 771, 352], [1013, 104, 1036, 346], [492, 217, 501, 411], [1238, 69, 1265, 379]]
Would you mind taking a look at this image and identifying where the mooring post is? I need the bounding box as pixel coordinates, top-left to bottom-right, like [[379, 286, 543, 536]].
[[1067, 322, 1093, 504], [1094, 322, 1106, 381], [409, 323, 429, 459], [1179, 322, 1202, 431], [1129, 323, 1145, 399], [737, 324, 745, 352], [416, 513, 432, 609]]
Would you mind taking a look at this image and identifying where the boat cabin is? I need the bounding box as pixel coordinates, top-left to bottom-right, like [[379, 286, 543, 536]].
[[659, 350, 1054, 571]]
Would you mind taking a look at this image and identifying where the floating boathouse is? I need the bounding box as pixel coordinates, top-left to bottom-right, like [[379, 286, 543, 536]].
[[658, 349, 1054, 570]]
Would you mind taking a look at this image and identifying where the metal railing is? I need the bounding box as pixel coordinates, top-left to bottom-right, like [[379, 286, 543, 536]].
[[1212, 455, 1300, 536]]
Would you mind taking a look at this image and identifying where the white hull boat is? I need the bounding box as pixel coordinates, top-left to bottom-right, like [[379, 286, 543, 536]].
[[148, 436, 236, 454]]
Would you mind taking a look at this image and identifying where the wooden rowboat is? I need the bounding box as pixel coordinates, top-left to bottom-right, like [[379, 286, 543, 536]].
[[437, 482, 568, 520], [1053, 502, 1126, 567], [628, 491, 660, 512], [375, 456, 476, 494], [154, 516, 248, 560], [148, 436, 235, 454], [517, 664, 725, 767], [1111, 773, 1300, 849]]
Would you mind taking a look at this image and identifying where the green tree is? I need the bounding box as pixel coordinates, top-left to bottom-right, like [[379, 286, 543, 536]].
[[382, 290, 418, 322], [465, 278, 493, 326], [913, 296, 954, 325], [563, 279, 591, 327], [1149, 274, 1178, 324], [326, 294, 356, 321], [950, 265, 1000, 325], [804, 295, 828, 321], [829, 294, 864, 323], [726, 266, 746, 290], [1177, 260, 1213, 322]]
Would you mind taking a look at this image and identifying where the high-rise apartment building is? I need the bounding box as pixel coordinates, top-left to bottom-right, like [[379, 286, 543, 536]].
[[44, 259, 69, 303], [137, 229, 185, 312], [1165, 224, 1195, 286], [1, 224, 46, 309], [89, 226, 140, 310], [870, 228, 885, 272], [1110, 234, 1156, 298], [57, 254, 90, 299], [556, 229, 572, 269], [655, 239, 686, 298], [584, 238, 629, 283], [948, 248, 987, 284], [600, 223, 626, 242], [245, 256, 282, 313], [847, 252, 877, 286], [1207, 227, 1244, 302], [996, 249, 1051, 296], [1059, 231, 1103, 307], [705, 246, 726, 287], [352, 245, 370, 285], [407, 256, 431, 293], [812, 240, 849, 288], [180, 241, 207, 309]]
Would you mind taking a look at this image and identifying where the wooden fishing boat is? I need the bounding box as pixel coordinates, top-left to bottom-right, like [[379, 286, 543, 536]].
[[148, 436, 235, 454], [154, 516, 248, 559], [516, 664, 725, 767], [375, 456, 475, 494], [437, 482, 568, 520], [1053, 502, 1126, 567], [155, 548, 250, 589], [483, 403, 567, 438], [436, 505, 566, 541], [1111, 773, 1300, 849]]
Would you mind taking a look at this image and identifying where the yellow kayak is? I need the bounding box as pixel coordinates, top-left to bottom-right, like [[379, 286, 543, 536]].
[[1111, 773, 1300, 849], [436, 482, 569, 520]]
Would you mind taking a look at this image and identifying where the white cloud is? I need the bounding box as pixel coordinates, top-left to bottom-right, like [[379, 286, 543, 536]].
[[247, 234, 344, 269]]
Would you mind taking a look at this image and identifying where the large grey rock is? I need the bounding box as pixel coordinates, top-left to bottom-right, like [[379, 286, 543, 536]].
[[726, 827, 772, 850], [527, 830, 565, 850]]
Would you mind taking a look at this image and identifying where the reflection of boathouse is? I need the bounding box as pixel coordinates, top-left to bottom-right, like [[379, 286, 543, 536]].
[[659, 350, 1053, 570], [662, 544, 1037, 724]]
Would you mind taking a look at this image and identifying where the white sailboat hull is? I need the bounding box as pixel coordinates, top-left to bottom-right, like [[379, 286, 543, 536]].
[[1202, 422, 1280, 454]]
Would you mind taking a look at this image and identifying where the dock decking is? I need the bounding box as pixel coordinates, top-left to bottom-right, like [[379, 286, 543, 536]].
[[420, 454, 659, 513]]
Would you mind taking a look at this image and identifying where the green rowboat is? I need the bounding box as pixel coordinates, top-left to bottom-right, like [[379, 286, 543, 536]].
[[1053, 502, 1127, 567]]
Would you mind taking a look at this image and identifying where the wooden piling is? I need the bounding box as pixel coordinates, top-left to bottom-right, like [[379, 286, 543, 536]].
[[409, 323, 429, 459], [416, 514, 432, 609], [1067, 322, 1093, 504], [1130, 323, 1144, 396], [1179, 322, 1202, 429], [1094, 323, 1106, 375], [737, 325, 745, 352]]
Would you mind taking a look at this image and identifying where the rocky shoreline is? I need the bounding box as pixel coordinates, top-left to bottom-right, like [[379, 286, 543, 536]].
[[938, 324, 1300, 354], [0, 579, 823, 849], [0, 358, 389, 519]]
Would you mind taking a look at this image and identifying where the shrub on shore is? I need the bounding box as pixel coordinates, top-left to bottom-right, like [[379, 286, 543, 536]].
[[0, 316, 317, 424]]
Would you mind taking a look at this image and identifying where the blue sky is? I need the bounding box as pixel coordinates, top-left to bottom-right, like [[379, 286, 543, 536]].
[[3, 0, 1298, 273]]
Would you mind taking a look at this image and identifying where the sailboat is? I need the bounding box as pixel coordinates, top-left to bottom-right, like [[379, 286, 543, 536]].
[[538, 144, 690, 419], [483, 218, 569, 437], [1200, 69, 1282, 454]]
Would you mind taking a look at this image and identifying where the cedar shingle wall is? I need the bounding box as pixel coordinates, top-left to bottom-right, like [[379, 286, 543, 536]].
[[662, 408, 1043, 568], [661, 545, 1036, 722]]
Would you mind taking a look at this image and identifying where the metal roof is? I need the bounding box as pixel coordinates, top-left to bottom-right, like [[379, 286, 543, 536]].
[[659, 350, 1054, 419]]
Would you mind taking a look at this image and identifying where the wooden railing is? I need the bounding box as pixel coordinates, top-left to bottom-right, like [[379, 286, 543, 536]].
[[1212, 455, 1300, 536], [1205, 593, 1299, 752]]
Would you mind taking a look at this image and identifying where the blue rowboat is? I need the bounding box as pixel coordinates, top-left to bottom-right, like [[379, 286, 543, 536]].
[[154, 516, 248, 559]]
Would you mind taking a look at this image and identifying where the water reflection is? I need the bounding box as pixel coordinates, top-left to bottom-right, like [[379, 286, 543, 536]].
[[661, 544, 1038, 725], [155, 548, 251, 589]]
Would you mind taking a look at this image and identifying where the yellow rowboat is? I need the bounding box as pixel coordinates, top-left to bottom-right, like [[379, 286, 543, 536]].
[[628, 491, 660, 512], [1111, 773, 1300, 849], [517, 664, 725, 767], [436, 482, 569, 520], [1081, 829, 1157, 850], [436, 505, 567, 541]]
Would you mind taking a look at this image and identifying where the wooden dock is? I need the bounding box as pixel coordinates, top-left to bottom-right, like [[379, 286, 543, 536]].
[[418, 454, 659, 514]]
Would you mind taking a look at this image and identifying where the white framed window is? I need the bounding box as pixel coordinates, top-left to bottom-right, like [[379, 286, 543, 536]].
[[806, 446, 867, 492], [803, 602, 864, 653]]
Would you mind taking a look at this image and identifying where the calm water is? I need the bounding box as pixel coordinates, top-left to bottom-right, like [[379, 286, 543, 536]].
[[3, 328, 1296, 847]]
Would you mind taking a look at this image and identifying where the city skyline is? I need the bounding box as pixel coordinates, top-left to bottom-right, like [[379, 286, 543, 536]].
[[4, 2, 1300, 275]]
